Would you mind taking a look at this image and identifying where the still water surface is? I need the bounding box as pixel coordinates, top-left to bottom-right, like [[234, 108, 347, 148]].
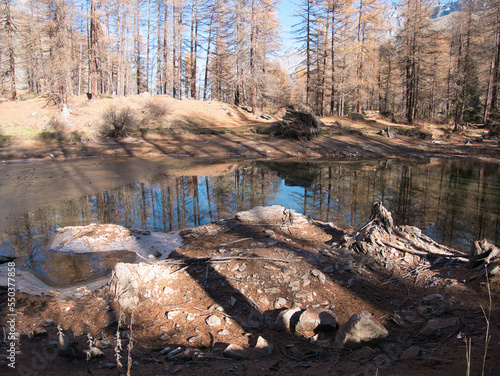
[[1, 157, 499, 284]]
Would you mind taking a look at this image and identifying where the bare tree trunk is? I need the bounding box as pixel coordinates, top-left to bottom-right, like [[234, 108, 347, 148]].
[[203, 10, 214, 101], [146, 0, 151, 92], [163, 1, 169, 94], [490, 22, 500, 114], [329, 0, 336, 115], [90, 0, 98, 98], [4, 0, 17, 100], [250, 0, 257, 113], [189, 0, 198, 99], [156, 0, 162, 94], [134, 0, 142, 94]]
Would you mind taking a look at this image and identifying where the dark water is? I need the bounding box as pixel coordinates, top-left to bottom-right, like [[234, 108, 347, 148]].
[[1, 157, 499, 284]]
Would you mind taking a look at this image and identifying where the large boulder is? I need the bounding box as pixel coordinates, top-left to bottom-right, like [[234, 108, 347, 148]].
[[47, 223, 182, 260], [268, 109, 323, 140], [235, 205, 309, 227]]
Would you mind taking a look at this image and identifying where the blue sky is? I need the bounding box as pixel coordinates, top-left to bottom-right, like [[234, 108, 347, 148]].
[[277, 0, 298, 51]]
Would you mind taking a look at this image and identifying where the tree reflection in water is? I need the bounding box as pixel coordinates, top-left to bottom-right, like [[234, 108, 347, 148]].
[[2, 158, 499, 277]]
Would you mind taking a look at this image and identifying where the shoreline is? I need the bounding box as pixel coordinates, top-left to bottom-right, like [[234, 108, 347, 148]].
[[1, 132, 499, 164]]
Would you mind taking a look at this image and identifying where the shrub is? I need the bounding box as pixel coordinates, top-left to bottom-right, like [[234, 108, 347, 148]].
[[0, 132, 11, 146], [143, 98, 171, 120], [101, 106, 138, 138]]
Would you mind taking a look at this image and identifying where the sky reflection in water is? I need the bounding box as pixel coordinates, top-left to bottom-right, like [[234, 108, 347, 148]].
[[1, 157, 499, 284]]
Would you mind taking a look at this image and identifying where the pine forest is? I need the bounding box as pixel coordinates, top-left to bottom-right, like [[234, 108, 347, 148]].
[[1, 0, 500, 125]]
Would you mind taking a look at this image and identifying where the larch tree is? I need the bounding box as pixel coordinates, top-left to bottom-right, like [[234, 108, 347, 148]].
[[353, 0, 384, 113], [90, 0, 99, 98], [2, 0, 17, 100], [293, 0, 320, 108], [484, 0, 500, 121], [397, 0, 436, 124]]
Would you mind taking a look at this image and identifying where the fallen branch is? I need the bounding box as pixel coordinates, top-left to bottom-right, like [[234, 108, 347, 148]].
[[160, 255, 301, 266], [219, 238, 253, 246], [382, 241, 468, 260]]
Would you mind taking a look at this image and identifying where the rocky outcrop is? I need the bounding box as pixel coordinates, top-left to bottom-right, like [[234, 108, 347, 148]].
[[47, 223, 182, 261], [235, 205, 310, 227]]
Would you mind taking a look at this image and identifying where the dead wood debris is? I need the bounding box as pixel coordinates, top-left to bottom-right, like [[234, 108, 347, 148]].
[[330, 201, 497, 281]]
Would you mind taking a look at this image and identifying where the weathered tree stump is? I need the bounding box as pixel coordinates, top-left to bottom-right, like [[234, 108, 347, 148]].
[[466, 239, 500, 279], [342, 202, 467, 275]]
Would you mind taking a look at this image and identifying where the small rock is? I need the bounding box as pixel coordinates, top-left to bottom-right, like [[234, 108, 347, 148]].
[[275, 307, 303, 332], [420, 317, 459, 337], [274, 297, 288, 309], [295, 308, 338, 337], [217, 329, 230, 336], [422, 294, 444, 306], [400, 346, 421, 360], [159, 333, 171, 341], [187, 335, 201, 343], [166, 310, 182, 320], [323, 265, 334, 273], [289, 280, 301, 291], [223, 344, 246, 359], [205, 315, 222, 327], [335, 310, 389, 349], [265, 287, 282, 294], [311, 269, 327, 283], [171, 365, 183, 374], [355, 346, 375, 359], [259, 296, 270, 305], [255, 336, 273, 355], [85, 347, 105, 359], [159, 346, 173, 355], [166, 347, 183, 358]]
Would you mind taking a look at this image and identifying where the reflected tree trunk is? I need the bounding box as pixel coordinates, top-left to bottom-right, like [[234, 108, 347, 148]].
[[205, 177, 213, 222]]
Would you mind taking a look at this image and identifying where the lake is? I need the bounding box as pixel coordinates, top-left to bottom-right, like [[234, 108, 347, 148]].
[[1, 157, 499, 284]]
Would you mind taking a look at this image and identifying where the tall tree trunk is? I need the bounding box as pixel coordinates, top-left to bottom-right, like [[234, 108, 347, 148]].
[[163, 1, 169, 95], [156, 0, 162, 94], [329, 1, 336, 115], [189, 0, 198, 98], [203, 10, 214, 100], [90, 0, 98, 98], [134, 0, 142, 94], [250, 0, 257, 113], [490, 22, 500, 114], [4, 0, 17, 100], [146, 0, 151, 92]]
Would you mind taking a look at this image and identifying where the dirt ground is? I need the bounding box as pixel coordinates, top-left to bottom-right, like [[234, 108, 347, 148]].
[[1, 96, 500, 375], [1, 94, 499, 162], [1, 206, 500, 376]]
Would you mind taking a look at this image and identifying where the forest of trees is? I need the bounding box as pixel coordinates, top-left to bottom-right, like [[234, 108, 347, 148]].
[[1, 0, 500, 125]]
